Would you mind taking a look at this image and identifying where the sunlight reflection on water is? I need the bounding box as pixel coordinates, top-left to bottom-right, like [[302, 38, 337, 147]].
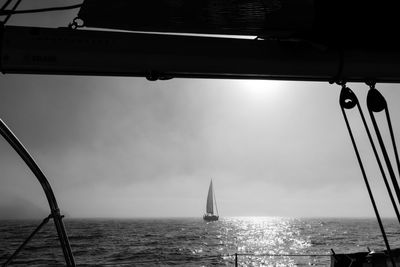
[[215, 217, 318, 266]]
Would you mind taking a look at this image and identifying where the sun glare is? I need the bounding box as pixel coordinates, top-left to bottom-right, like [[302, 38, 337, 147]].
[[235, 80, 284, 103]]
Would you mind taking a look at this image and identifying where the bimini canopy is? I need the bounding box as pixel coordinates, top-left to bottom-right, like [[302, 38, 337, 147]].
[[78, 0, 399, 49], [2, 0, 400, 82]]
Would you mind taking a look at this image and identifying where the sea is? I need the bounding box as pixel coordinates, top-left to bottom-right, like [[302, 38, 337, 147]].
[[0, 217, 399, 266]]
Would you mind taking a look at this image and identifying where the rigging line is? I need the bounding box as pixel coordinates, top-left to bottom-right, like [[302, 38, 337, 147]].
[[2, 215, 52, 267], [367, 87, 400, 207], [385, 107, 400, 187], [2, 0, 22, 24], [339, 85, 396, 267], [0, 3, 82, 15], [356, 97, 400, 224], [0, 0, 13, 11]]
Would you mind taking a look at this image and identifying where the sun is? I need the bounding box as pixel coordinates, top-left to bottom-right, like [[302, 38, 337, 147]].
[[235, 80, 284, 103]]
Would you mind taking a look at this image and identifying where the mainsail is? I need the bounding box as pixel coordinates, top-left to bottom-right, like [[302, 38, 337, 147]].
[[206, 181, 214, 214]]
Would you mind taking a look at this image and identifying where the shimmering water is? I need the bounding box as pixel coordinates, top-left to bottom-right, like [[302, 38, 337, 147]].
[[1, 217, 400, 266]]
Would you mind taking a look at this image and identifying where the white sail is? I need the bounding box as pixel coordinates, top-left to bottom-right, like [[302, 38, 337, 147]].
[[213, 186, 219, 216], [206, 180, 214, 214]]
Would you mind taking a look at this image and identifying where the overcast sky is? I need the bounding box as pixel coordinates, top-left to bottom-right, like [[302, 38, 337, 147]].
[[2, 1, 400, 219]]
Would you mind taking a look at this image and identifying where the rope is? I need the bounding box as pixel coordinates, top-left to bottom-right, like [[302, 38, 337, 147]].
[[2, 0, 22, 24], [386, 107, 400, 182], [355, 85, 400, 225], [367, 86, 400, 208], [338, 84, 396, 267], [0, 0, 12, 11], [367, 84, 400, 192]]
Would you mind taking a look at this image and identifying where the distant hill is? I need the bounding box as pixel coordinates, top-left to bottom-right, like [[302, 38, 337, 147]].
[[0, 197, 48, 220]]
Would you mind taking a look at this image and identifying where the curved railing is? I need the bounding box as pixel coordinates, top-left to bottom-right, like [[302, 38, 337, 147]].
[[0, 119, 75, 266]]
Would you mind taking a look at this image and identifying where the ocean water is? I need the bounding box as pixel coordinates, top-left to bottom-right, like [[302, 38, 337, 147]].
[[0, 217, 399, 266]]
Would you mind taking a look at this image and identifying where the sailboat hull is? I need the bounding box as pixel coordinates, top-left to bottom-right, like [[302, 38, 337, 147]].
[[203, 214, 219, 222]]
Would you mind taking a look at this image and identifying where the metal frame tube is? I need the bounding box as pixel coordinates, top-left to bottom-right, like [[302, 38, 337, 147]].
[[0, 119, 75, 266], [3, 25, 400, 83]]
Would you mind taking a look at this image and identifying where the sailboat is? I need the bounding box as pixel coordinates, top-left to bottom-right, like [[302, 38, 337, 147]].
[[203, 180, 219, 222]]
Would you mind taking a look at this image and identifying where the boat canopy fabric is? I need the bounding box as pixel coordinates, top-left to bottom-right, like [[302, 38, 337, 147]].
[[78, 0, 399, 49], [78, 0, 313, 36]]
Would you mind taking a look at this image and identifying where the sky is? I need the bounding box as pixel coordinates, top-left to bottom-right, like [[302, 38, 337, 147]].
[[2, 1, 400, 219]]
